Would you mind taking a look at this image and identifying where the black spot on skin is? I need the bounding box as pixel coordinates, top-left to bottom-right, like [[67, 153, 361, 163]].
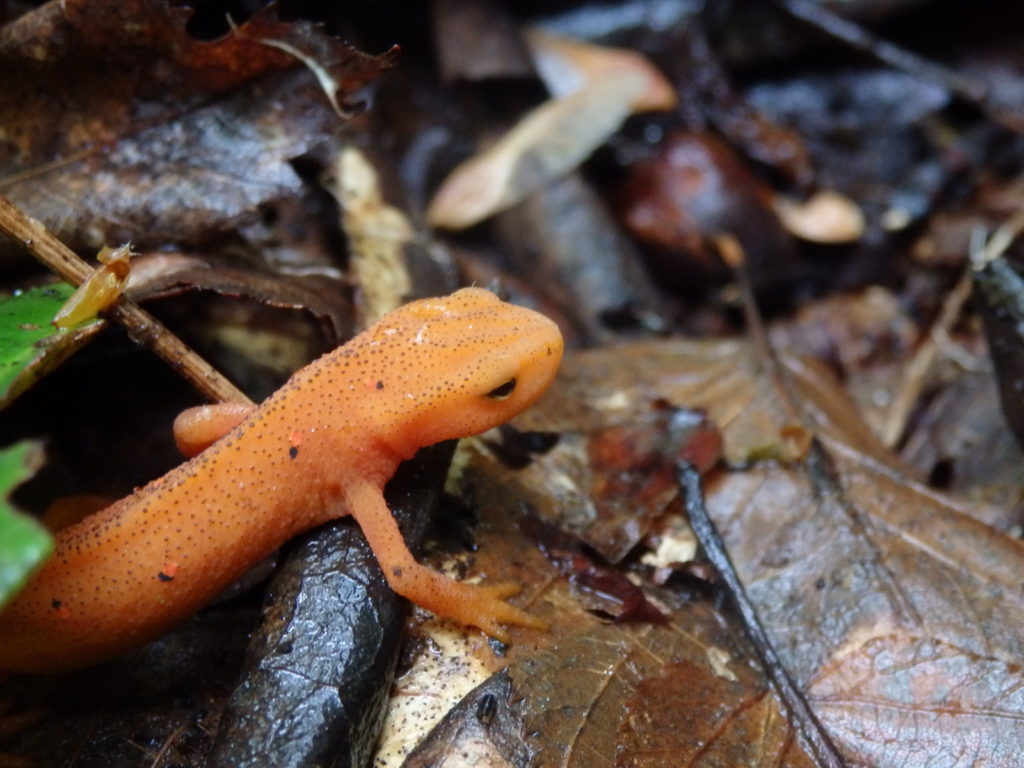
[[376, 380, 384, 390], [289, 446, 299, 460], [158, 571, 174, 582], [392, 566, 402, 578], [51, 599, 62, 610]]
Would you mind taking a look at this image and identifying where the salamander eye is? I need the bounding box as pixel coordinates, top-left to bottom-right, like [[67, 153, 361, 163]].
[[485, 378, 517, 400]]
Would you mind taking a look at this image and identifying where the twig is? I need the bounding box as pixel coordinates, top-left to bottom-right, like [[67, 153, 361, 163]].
[[972, 207, 1024, 269], [0, 197, 252, 406], [677, 462, 848, 768], [880, 266, 974, 447], [147, 722, 188, 768], [771, 0, 1021, 133], [881, 208, 1024, 446]]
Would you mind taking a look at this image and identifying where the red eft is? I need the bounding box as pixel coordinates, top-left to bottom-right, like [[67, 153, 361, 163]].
[[0, 288, 563, 674]]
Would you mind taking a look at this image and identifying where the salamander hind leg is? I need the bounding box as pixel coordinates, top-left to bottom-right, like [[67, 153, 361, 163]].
[[346, 482, 545, 642], [391, 568, 546, 642]]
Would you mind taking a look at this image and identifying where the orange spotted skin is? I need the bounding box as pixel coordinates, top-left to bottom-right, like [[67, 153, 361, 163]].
[[0, 288, 563, 673]]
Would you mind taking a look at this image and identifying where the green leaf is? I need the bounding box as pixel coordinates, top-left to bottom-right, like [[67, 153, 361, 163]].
[[0, 442, 52, 609], [0, 284, 105, 408]]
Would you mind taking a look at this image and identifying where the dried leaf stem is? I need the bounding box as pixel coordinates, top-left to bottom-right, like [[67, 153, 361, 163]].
[[0, 197, 252, 406]]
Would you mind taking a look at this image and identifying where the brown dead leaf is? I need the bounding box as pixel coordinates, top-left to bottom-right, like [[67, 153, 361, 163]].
[[0, 1, 396, 251], [125, 251, 353, 350], [479, 406, 720, 563], [900, 363, 1024, 530], [516, 339, 895, 467], [811, 634, 1024, 767], [617, 132, 796, 290], [619, 661, 816, 768], [509, 621, 818, 768], [517, 338, 1024, 765]]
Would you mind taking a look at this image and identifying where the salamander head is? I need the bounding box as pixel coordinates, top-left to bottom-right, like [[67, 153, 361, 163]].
[[338, 287, 563, 449]]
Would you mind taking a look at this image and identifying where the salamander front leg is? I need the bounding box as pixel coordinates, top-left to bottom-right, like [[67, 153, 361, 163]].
[[345, 482, 544, 642], [173, 403, 255, 457]]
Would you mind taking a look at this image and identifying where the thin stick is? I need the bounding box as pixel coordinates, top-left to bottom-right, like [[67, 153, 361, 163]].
[[773, 0, 1020, 133], [880, 266, 973, 447], [774, 0, 986, 101], [0, 197, 252, 405], [677, 463, 848, 768]]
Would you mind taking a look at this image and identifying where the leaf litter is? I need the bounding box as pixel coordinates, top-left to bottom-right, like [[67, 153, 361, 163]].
[[478, 333, 1024, 766], [1, 2, 1023, 766]]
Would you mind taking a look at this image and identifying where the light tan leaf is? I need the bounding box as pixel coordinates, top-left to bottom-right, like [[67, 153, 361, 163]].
[[427, 32, 674, 230]]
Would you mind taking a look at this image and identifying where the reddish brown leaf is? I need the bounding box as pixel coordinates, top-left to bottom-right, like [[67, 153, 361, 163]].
[[480, 402, 720, 563], [509, 621, 818, 768], [618, 661, 816, 768], [618, 132, 795, 288]]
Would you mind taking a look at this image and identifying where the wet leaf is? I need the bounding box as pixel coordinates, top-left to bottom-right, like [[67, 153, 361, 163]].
[[518, 338, 1024, 765], [124, 252, 353, 352], [618, 660, 816, 768], [482, 406, 720, 563], [811, 634, 1024, 767], [0, 284, 105, 408], [899, 364, 1024, 531], [0, 1, 396, 251], [618, 132, 797, 291], [517, 339, 894, 467], [510, 621, 817, 768]]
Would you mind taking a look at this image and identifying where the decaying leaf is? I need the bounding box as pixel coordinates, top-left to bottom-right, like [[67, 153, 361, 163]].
[[510, 620, 818, 767], [812, 634, 1024, 766], [476, 406, 719, 563], [618, 660, 817, 768], [617, 132, 797, 289], [510, 338, 1024, 765], [397, 463, 823, 767], [899, 363, 1024, 530], [124, 251, 353, 352], [516, 339, 894, 467], [0, 0, 397, 251]]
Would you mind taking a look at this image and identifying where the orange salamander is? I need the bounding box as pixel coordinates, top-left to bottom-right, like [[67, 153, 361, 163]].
[[0, 287, 563, 673]]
